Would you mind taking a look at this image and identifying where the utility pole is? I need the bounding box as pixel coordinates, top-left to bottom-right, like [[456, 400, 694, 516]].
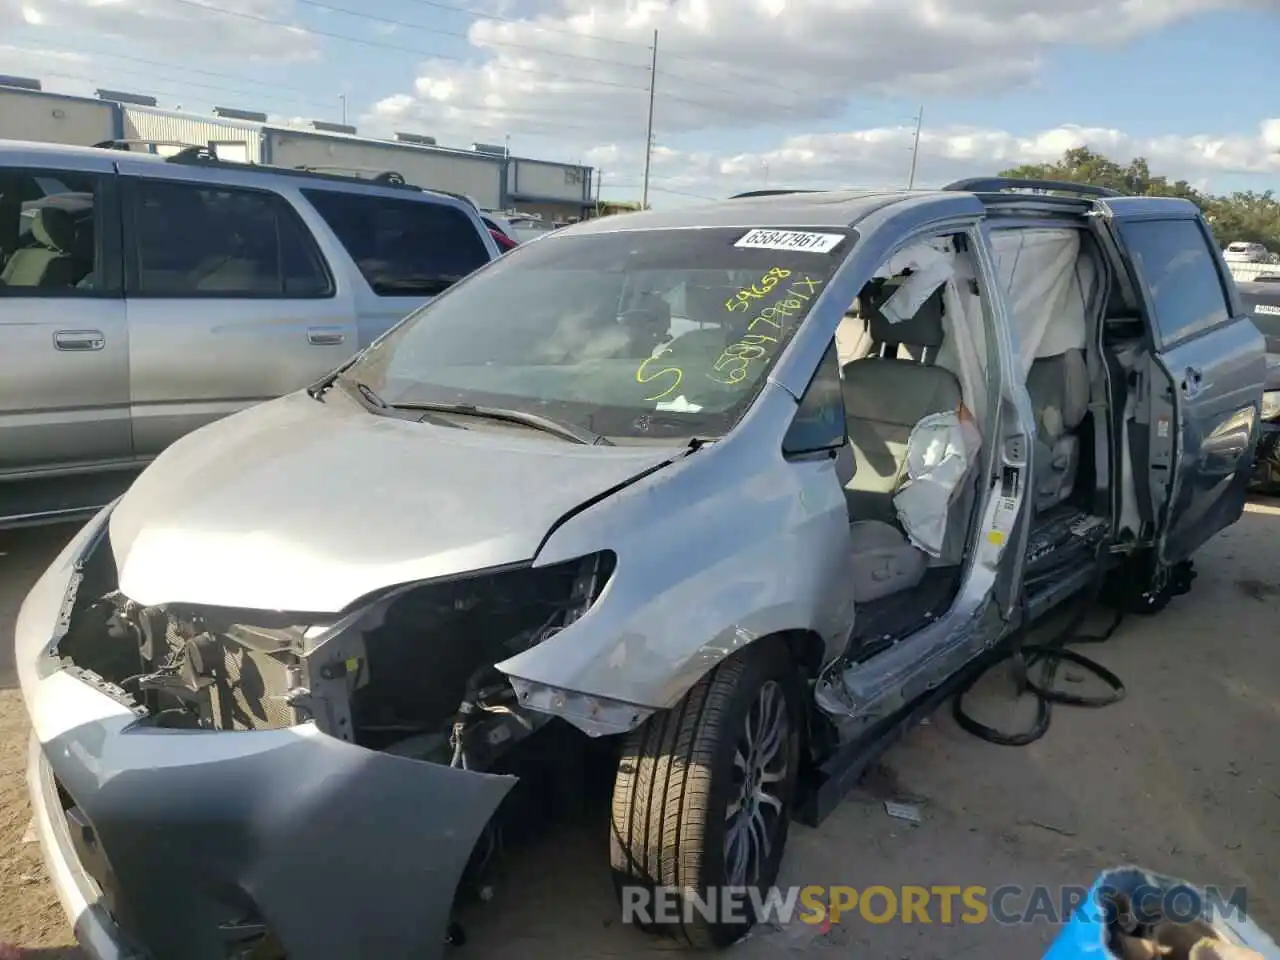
[[595, 169, 603, 207], [907, 104, 924, 190], [339, 94, 347, 125], [641, 29, 658, 210]]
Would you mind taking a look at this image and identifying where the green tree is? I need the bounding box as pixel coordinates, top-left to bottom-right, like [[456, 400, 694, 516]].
[[998, 148, 1280, 251]]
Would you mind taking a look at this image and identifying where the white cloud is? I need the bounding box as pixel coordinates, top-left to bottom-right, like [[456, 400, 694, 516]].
[[1, 0, 317, 60], [365, 0, 1262, 144], [585, 120, 1280, 206]]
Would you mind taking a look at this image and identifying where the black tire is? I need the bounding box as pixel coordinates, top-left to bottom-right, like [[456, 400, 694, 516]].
[[609, 639, 802, 949]]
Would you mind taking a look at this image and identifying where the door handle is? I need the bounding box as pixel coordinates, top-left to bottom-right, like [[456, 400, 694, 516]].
[[53, 330, 105, 351], [307, 326, 345, 346]]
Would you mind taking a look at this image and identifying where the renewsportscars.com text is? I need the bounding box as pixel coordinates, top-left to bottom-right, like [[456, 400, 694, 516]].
[[620, 884, 1248, 928]]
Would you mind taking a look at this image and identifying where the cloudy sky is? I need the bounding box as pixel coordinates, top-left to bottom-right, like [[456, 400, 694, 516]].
[[4, 0, 1280, 206]]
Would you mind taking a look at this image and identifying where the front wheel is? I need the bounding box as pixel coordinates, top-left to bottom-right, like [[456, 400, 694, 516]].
[[609, 641, 802, 949]]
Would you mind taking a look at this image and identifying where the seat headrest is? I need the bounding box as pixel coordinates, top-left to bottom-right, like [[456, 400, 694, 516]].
[[31, 207, 77, 254], [863, 282, 945, 348]]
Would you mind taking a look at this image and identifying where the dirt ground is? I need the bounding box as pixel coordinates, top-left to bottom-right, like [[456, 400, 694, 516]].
[[1, 504, 1278, 958]]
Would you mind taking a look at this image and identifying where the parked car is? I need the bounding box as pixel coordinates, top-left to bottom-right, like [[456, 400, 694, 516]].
[[16, 177, 1264, 960], [480, 213, 519, 251], [1235, 277, 1280, 488], [506, 215, 555, 243], [1223, 240, 1270, 263], [0, 139, 499, 528]]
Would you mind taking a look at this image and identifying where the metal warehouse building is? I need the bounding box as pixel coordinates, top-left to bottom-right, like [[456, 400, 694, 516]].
[[0, 78, 596, 221]]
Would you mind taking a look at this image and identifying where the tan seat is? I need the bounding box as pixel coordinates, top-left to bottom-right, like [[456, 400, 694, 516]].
[[841, 289, 962, 524], [1, 207, 85, 288], [839, 287, 967, 602], [1026, 348, 1089, 511]]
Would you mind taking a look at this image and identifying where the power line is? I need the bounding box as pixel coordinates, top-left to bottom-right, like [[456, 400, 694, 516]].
[[400, 0, 649, 48], [164, 0, 654, 94], [406, 0, 826, 101], [27, 68, 317, 117], [26, 63, 608, 138], [290, 0, 653, 72], [158, 0, 823, 115], [33, 56, 336, 114], [31, 42, 324, 98]]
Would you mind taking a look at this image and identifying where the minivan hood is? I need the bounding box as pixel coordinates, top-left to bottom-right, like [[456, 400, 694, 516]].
[[109, 392, 680, 613]]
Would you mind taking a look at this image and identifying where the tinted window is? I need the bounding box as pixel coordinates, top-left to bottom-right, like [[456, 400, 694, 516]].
[[1118, 219, 1230, 344], [130, 180, 332, 298], [0, 169, 106, 297], [343, 226, 855, 441], [301, 189, 491, 296]]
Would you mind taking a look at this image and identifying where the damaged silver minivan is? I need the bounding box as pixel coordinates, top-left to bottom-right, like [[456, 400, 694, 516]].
[[16, 179, 1265, 960]]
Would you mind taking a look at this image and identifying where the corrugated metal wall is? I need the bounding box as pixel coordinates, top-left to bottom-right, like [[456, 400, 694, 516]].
[[0, 89, 116, 145], [122, 107, 262, 161], [266, 130, 504, 208]]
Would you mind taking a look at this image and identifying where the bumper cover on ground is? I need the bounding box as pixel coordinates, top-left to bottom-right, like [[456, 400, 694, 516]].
[[29, 711, 514, 960]]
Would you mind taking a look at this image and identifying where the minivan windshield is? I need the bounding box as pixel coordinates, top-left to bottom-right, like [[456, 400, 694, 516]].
[[344, 225, 855, 440]]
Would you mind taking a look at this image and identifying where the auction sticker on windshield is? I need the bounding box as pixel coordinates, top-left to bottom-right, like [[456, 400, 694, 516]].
[[734, 229, 845, 253]]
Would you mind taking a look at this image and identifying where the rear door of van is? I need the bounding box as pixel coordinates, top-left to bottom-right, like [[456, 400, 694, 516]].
[[1100, 200, 1266, 564], [119, 168, 356, 457], [298, 187, 498, 349]]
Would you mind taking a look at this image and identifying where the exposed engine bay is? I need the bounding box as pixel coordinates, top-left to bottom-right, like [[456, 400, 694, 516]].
[[56, 543, 615, 774]]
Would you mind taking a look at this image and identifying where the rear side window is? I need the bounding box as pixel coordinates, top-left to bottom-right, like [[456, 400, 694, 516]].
[[301, 189, 492, 296], [1118, 219, 1231, 345], [129, 179, 333, 298], [1, 167, 112, 297]]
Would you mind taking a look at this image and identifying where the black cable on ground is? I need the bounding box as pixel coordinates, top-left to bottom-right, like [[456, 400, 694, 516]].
[[951, 538, 1128, 747]]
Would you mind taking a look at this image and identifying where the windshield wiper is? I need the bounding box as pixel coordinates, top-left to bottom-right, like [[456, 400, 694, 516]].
[[326, 373, 390, 411], [390, 401, 612, 446]]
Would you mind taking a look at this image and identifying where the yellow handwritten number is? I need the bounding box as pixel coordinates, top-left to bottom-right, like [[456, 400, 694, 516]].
[[636, 353, 683, 401], [725, 266, 793, 312]]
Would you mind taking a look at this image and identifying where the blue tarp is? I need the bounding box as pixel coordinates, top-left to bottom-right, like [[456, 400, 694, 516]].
[[1043, 867, 1280, 959]]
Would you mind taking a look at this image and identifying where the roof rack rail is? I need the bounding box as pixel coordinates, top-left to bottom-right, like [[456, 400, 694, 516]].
[[294, 164, 408, 184], [729, 189, 822, 199], [150, 153, 422, 191], [413, 186, 480, 209], [942, 177, 1121, 199], [91, 138, 206, 153]]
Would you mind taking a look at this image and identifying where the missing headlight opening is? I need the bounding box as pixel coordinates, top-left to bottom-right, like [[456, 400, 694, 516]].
[[54, 541, 615, 773]]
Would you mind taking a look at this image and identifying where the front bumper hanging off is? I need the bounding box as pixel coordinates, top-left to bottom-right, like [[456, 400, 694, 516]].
[[18, 517, 516, 960]]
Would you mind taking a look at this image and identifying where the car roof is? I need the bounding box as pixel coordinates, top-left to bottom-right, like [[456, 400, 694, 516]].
[[563, 190, 929, 235], [0, 138, 477, 211]]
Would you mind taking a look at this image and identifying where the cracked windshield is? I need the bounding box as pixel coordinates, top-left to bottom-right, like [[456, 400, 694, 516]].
[[347, 227, 853, 440]]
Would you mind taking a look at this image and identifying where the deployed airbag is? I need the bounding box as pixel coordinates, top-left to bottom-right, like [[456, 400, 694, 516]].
[[988, 228, 1095, 377], [874, 239, 989, 428], [893, 411, 982, 558]]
